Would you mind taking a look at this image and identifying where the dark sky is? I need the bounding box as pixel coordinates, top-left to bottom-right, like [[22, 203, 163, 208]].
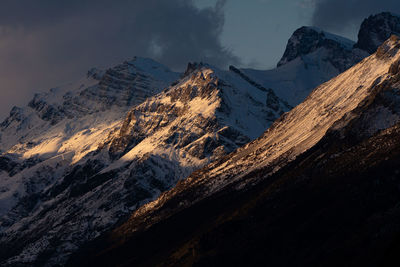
[[312, 0, 400, 35], [0, 0, 236, 119], [0, 0, 399, 119]]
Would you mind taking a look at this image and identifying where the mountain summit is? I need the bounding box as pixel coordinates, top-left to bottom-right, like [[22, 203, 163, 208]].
[[240, 26, 368, 107], [355, 12, 400, 54], [277, 26, 359, 71], [248, 12, 400, 107]]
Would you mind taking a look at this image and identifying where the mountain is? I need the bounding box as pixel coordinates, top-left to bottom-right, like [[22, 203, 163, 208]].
[[0, 57, 179, 215], [277, 26, 358, 70], [235, 26, 367, 106], [355, 12, 400, 54], [0, 57, 180, 265], [0, 60, 289, 265], [2, 11, 400, 267], [70, 35, 400, 267], [239, 12, 400, 107], [0, 57, 179, 156]]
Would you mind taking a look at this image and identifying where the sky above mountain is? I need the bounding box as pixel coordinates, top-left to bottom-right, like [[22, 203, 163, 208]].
[[0, 0, 399, 120], [312, 0, 400, 35]]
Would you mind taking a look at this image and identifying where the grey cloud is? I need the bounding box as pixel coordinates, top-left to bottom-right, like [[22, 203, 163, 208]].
[[0, 0, 238, 119], [312, 0, 400, 32]]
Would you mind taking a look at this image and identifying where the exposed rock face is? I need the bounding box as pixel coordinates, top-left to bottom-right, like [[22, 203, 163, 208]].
[[355, 12, 400, 54], [279, 13, 400, 70], [277, 26, 360, 72]]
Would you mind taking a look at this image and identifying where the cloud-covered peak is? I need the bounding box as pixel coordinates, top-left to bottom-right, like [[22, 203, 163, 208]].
[[0, 0, 238, 119]]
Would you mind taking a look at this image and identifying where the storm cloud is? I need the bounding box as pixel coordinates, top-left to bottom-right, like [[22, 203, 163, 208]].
[[312, 0, 400, 32], [0, 0, 237, 119]]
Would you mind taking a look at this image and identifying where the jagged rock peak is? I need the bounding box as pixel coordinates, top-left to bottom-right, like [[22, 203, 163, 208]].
[[183, 62, 207, 76], [355, 12, 400, 54], [87, 56, 176, 81], [87, 67, 105, 80], [376, 34, 400, 60], [122, 56, 176, 75], [277, 26, 355, 67]]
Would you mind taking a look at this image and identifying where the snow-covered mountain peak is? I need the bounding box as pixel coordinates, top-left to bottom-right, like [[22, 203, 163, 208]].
[[242, 13, 400, 109], [277, 26, 356, 68], [183, 62, 208, 76], [105, 62, 290, 162], [123, 56, 178, 80], [239, 28, 367, 107], [86, 57, 174, 81], [0, 57, 180, 150], [355, 12, 400, 54], [307, 27, 355, 49]]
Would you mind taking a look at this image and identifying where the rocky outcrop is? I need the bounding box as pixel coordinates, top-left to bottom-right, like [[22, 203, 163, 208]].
[[355, 12, 400, 54], [277, 26, 362, 72]]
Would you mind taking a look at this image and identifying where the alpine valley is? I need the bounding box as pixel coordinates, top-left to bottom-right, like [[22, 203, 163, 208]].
[[1, 12, 400, 267]]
